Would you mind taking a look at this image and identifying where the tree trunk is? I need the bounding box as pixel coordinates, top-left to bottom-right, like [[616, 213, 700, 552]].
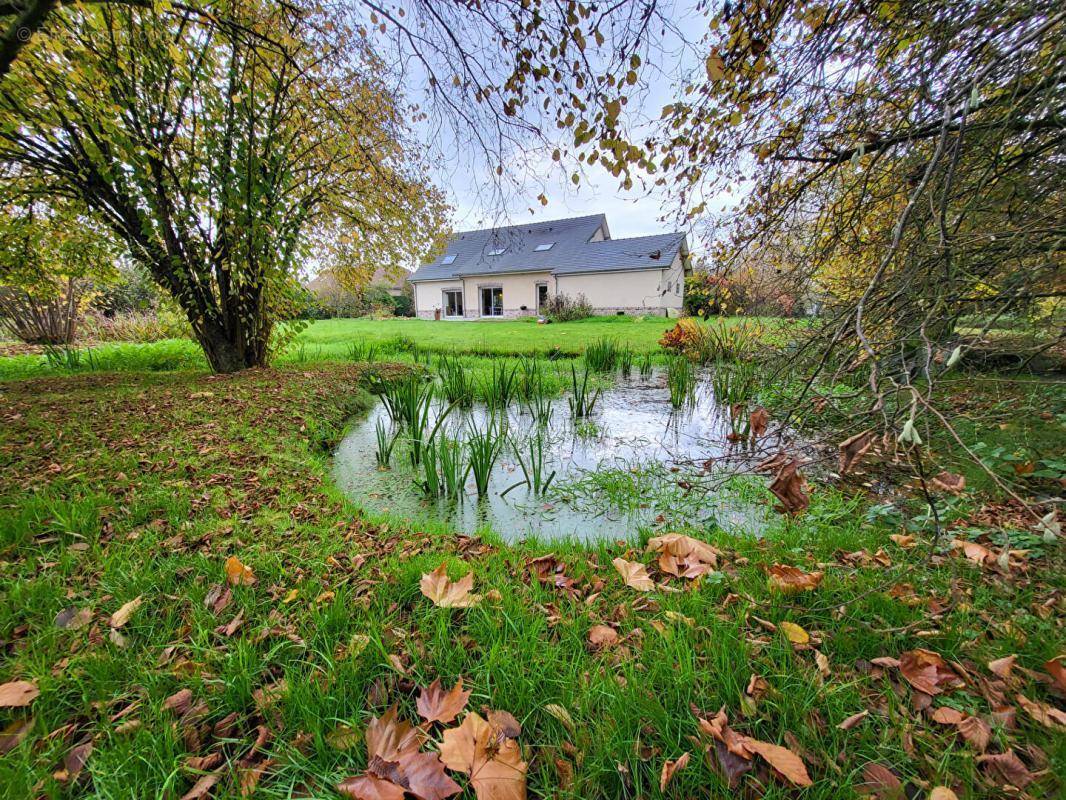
[[194, 319, 269, 373]]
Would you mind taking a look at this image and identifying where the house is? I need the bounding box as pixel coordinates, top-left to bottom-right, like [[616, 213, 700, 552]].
[[409, 214, 689, 319]]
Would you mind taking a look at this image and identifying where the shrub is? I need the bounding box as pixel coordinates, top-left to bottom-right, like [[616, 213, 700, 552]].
[[545, 292, 593, 322], [80, 309, 192, 342], [0, 278, 86, 344], [659, 318, 708, 359], [684, 272, 744, 317]]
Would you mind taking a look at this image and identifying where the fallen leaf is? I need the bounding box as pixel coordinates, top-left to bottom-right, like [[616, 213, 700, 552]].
[[838, 429, 874, 474], [956, 715, 991, 752], [611, 557, 654, 591], [1045, 655, 1066, 693], [898, 649, 963, 696], [859, 763, 903, 797], [439, 711, 527, 800], [0, 680, 39, 707], [54, 607, 93, 630], [951, 539, 995, 567], [588, 625, 619, 650], [659, 751, 690, 792], [417, 678, 471, 726], [837, 710, 868, 730], [743, 738, 812, 788], [646, 533, 718, 578], [929, 788, 959, 800], [179, 772, 221, 800], [976, 749, 1033, 788], [1016, 693, 1066, 728], [0, 718, 32, 754], [767, 564, 823, 594], [420, 564, 481, 608], [768, 457, 809, 515], [888, 534, 916, 549], [366, 706, 424, 761], [712, 739, 752, 788], [109, 596, 143, 628], [225, 556, 256, 586], [487, 711, 521, 739], [778, 621, 809, 645], [54, 739, 92, 783], [987, 655, 1016, 679], [931, 471, 965, 494]]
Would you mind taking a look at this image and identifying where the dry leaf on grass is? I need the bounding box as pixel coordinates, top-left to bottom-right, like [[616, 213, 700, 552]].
[[109, 596, 142, 628], [743, 738, 812, 788], [837, 710, 868, 730], [0, 718, 32, 755], [54, 607, 93, 630], [225, 556, 256, 586], [768, 458, 809, 515], [587, 625, 619, 650], [749, 408, 769, 439], [987, 655, 1017, 679], [931, 471, 965, 494], [898, 649, 964, 696], [439, 711, 527, 800], [696, 708, 811, 788], [646, 533, 718, 578], [420, 564, 481, 608], [1045, 655, 1066, 693], [859, 763, 903, 797], [1016, 693, 1066, 729], [611, 557, 654, 591], [659, 752, 690, 792], [778, 621, 809, 645], [766, 564, 823, 594], [417, 678, 471, 726], [0, 680, 39, 707], [976, 749, 1034, 788], [929, 788, 959, 800]]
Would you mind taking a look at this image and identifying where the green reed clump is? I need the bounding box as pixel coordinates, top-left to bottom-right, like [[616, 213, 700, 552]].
[[712, 358, 759, 438], [346, 341, 378, 363], [568, 363, 601, 417], [437, 354, 473, 408], [667, 354, 695, 409], [525, 391, 553, 427], [518, 356, 546, 401], [466, 420, 504, 498], [639, 352, 654, 377], [374, 419, 396, 468], [505, 431, 556, 497], [618, 346, 634, 377], [482, 360, 519, 408], [585, 337, 618, 372]]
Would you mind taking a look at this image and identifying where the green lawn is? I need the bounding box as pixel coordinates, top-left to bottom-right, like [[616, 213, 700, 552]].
[[0, 360, 1062, 799]]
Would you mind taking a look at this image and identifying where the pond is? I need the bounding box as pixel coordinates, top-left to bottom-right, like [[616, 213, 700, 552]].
[[333, 369, 799, 543]]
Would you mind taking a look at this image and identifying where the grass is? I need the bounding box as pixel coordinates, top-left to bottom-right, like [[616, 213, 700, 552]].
[[0, 346, 1063, 797]]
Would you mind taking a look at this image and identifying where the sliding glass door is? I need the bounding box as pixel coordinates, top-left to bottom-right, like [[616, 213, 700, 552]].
[[443, 289, 463, 318], [480, 286, 503, 317]]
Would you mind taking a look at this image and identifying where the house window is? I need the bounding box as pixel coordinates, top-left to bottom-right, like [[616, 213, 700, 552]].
[[487, 248, 505, 256], [535, 282, 549, 313], [442, 254, 456, 264], [534, 243, 555, 251], [443, 289, 463, 317], [480, 286, 503, 316]]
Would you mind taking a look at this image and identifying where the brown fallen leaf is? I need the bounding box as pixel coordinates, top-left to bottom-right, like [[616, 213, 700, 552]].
[[611, 557, 655, 591], [417, 678, 471, 726], [744, 738, 812, 788], [439, 711, 527, 800], [929, 788, 959, 800], [956, 715, 991, 752], [837, 710, 868, 730], [1045, 655, 1066, 693], [1016, 693, 1066, 729], [54, 607, 93, 630], [766, 564, 823, 594], [931, 471, 965, 494], [859, 763, 903, 798], [749, 407, 769, 440], [420, 564, 481, 608], [54, 739, 92, 783], [225, 555, 256, 586], [976, 749, 1033, 788], [587, 625, 619, 650], [0, 718, 32, 754], [898, 649, 963, 696], [179, 771, 222, 800], [838, 429, 874, 474], [768, 457, 809, 515], [987, 655, 1017, 679], [109, 596, 143, 628], [659, 751, 690, 792], [0, 680, 39, 707], [487, 710, 521, 739], [888, 534, 916, 549], [950, 539, 995, 567], [646, 533, 718, 578]]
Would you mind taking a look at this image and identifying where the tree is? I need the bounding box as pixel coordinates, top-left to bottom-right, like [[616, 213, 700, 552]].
[[0, 1, 448, 371], [0, 192, 117, 343]]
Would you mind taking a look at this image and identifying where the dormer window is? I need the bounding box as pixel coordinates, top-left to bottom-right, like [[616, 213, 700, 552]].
[[534, 242, 555, 251], [441, 255, 456, 264], [487, 248, 505, 256]]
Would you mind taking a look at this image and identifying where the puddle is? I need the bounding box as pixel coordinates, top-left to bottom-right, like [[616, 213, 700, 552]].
[[333, 370, 796, 543]]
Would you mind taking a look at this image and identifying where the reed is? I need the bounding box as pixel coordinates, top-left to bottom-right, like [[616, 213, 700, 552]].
[[618, 346, 634, 377], [346, 341, 378, 363], [666, 354, 695, 409], [518, 356, 546, 401], [525, 390, 554, 427], [585, 337, 618, 372], [504, 431, 556, 497], [568, 363, 601, 417], [437, 354, 473, 408], [374, 419, 396, 468], [639, 352, 654, 378], [465, 421, 503, 498], [482, 360, 519, 409]]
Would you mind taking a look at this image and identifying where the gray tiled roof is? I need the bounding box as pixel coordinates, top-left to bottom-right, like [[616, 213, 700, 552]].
[[410, 214, 686, 282]]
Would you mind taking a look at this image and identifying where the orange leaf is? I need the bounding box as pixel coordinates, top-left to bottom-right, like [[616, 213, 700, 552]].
[[366, 706, 424, 761], [416, 678, 471, 725], [109, 596, 142, 628], [767, 564, 823, 594], [420, 564, 480, 608], [646, 533, 718, 578], [0, 680, 39, 708], [743, 737, 812, 787], [1017, 693, 1066, 729], [612, 557, 654, 591], [225, 556, 256, 586], [898, 649, 963, 696], [768, 457, 809, 515], [439, 712, 527, 800], [587, 625, 619, 650], [659, 751, 690, 792], [987, 655, 1017, 679]]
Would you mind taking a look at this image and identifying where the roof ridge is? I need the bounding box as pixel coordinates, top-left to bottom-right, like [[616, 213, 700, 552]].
[[450, 213, 605, 237], [587, 231, 684, 243]]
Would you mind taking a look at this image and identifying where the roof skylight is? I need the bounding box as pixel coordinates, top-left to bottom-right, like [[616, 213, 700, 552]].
[[487, 248, 505, 256], [441, 255, 456, 264], [534, 242, 556, 251]]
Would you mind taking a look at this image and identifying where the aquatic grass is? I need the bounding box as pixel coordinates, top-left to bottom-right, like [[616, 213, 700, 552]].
[[346, 341, 379, 363], [465, 420, 504, 498], [639, 351, 654, 377], [374, 418, 396, 468], [713, 358, 759, 439], [525, 390, 554, 427], [437, 354, 474, 408], [618, 346, 634, 377], [585, 337, 618, 372], [666, 354, 695, 409], [518, 356, 547, 401], [436, 435, 467, 499], [568, 363, 601, 417], [482, 360, 520, 409], [505, 431, 556, 497]]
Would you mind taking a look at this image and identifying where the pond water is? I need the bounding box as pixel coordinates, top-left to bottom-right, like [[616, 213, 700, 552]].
[[333, 370, 796, 543]]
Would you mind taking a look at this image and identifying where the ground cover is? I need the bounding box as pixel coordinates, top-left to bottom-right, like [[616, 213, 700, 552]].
[[0, 354, 1062, 799]]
